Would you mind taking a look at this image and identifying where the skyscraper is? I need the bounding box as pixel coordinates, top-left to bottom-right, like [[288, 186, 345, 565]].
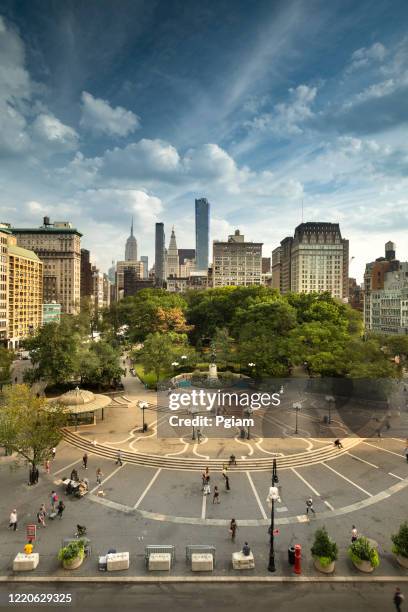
[[212, 229, 262, 287], [167, 228, 179, 278], [155, 222, 166, 287], [140, 256, 148, 279], [125, 217, 137, 261], [195, 198, 209, 271]]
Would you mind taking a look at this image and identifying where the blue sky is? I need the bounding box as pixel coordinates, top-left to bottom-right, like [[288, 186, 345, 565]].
[[1, 0, 408, 280]]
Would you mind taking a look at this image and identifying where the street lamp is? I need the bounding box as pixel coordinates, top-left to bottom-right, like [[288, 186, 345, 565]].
[[325, 395, 335, 424], [266, 458, 280, 572], [138, 401, 149, 432], [293, 402, 302, 434], [244, 406, 253, 439], [189, 404, 199, 441]]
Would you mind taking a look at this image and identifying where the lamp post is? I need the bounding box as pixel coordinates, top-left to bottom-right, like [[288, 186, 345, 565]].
[[189, 404, 199, 441], [244, 406, 253, 439], [325, 395, 335, 424], [266, 458, 280, 572], [248, 362, 256, 380], [293, 402, 302, 434], [138, 401, 149, 432]]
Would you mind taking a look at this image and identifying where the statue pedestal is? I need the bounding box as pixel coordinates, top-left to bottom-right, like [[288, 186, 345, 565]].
[[208, 363, 218, 381]]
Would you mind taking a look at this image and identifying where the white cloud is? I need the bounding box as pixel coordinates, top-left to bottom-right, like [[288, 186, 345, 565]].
[[245, 84, 317, 136], [347, 42, 387, 72], [80, 91, 140, 137], [31, 113, 79, 151], [0, 102, 29, 155]]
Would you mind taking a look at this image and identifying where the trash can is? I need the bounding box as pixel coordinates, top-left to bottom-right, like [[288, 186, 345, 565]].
[[288, 546, 295, 565], [240, 429, 246, 439]]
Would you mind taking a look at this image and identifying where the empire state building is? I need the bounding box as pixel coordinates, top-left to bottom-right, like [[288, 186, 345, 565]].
[[125, 218, 138, 261]]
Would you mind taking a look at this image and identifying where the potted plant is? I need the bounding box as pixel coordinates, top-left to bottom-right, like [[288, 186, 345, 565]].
[[311, 527, 338, 573], [58, 539, 85, 570], [392, 522, 408, 569], [348, 537, 380, 573]]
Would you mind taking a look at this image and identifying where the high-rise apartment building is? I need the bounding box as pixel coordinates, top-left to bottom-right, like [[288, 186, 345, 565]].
[[195, 198, 209, 272], [11, 217, 81, 314], [0, 227, 8, 345], [116, 260, 144, 300], [154, 222, 166, 287], [7, 235, 43, 348], [80, 249, 93, 298], [273, 223, 349, 300], [125, 218, 138, 261], [212, 229, 262, 287]]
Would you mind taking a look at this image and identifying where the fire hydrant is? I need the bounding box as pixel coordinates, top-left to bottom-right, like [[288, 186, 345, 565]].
[[294, 543, 302, 574]]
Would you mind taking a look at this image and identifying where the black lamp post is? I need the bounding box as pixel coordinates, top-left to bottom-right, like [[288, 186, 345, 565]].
[[138, 401, 148, 432], [267, 458, 279, 572]]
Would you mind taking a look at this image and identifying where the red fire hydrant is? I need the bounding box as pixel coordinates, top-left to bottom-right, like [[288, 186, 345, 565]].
[[294, 543, 302, 574]]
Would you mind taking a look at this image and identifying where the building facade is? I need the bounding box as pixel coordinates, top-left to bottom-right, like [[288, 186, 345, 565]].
[[43, 302, 61, 325], [212, 229, 262, 287], [80, 249, 93, 298], [116, 260, 144, 301], [123, 270, 154, 297], [166, 228, 179, 278], [154, 222, 166, 287], [125, 218, 138, 261], [195, 198, 209, 272], [11, 217, 81, 314], [0, 227, 9, 345], [140, 256, 148, 279]]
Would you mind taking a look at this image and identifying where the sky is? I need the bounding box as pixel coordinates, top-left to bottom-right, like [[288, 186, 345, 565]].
[[1, 0, 408, 281]]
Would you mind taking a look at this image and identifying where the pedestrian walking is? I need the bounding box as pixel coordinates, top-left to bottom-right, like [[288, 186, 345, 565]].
[[225, 475, 230, 491], [57, 500, 65, 520], [37, 508, 46, 528], [51, 447, 56, 460], [229, 518, 237, 542], [201, 470, 207, 489], [306, 497, 315, 516], [96, 468, 103, 485], [222, 466, 228, 479], [115, 451, 123, 466], [213, 485, 220, 504], [44, 459, 50, 474], [9, 509, 18, 531], [351, 525, 358, 542], [50, 490, 58, 511], [404, 447, 408, 464], [40, 503, 47, 517], [394, 587, 404, 612], [82, 453, 88, 469]]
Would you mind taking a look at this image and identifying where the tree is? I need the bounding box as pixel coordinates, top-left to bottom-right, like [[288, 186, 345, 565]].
[[0, 385, 67, 481], [77, 341, 123, 388], [0, 346, 14, 387], [137, 333, 180, 383], [212, 328, 236, 366]]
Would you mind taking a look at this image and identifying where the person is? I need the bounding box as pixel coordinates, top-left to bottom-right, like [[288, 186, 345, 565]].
[[50, 490, 58, 511], [242, 542, 251, 556], [229, 454, 237, 466], [44, 459, 50, 474], [334, 439, 343, 449], [197, 428, 202, 443], [37, 508, 46, 527], [225, 475, 230, 491], [394, 587, 404, 612], [201, 470, 207, 489], [96, 468, 103, 485], [76, 524, 87, 537], [229, 518, 237, 542], [351, 525, 358, 542], [70, 468, 78, 482], [203, 481, 211, 496], [24, 540, 33, 555], [57, 500, 65, 519], [222, 466, 228, 479], [213, 485, 220, 504], [306, 497, 315, 516], [404, 447, 408, 464], [51, 448, 56, 460], [115, 451, 123, 466], [9, 509, 18, 531], [82, 453, 88, 469], [40, 503, 47, 517]]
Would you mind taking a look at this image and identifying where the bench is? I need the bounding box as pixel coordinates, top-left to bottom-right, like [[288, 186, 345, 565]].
[[232, 551, 255, 569], [106, 552, 129, 571], [13, 553, 39, 571], [145, 545, 175, 568]]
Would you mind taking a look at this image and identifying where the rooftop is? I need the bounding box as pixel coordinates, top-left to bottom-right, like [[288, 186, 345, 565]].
[[8, 244, 42, 262]]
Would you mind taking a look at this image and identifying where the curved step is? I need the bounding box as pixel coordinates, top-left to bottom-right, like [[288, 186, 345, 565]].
[[61, 429, 361, 472]]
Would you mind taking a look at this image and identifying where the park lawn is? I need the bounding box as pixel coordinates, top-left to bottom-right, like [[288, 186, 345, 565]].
[[133, 363, 169, 388]]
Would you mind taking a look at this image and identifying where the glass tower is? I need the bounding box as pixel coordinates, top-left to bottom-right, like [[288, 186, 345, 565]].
[[195, 198, 209, 271]]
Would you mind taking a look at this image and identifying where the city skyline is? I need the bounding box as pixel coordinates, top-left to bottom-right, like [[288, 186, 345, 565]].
[[1, 1, 408, 280]]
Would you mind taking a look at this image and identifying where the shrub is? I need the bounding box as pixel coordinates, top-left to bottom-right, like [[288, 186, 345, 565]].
[[311, 527, 338, 563], [392, 522, 408, 558], [348, 537, 380, 568], [58, 539, 85, 563]]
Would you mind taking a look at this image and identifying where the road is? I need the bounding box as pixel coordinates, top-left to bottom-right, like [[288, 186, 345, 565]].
[[0, 582, 404, 611]]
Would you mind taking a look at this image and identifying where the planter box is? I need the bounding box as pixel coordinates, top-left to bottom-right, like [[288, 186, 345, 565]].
[[107, 552, 129, 571], [396, 555, 408, 569], [148, 553, 171, 571], [191, 553, 213, 572], [232, 551, 255, 570], [62, 555, 83, 570], [313, 558, 335, 574], [352, 559, 374, 573], [13, 553, 39, 571]]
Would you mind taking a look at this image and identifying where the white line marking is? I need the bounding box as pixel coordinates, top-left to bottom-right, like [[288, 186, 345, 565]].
[[363, 441, 404, 458], [246, 472, 268, 520], [234, 436, 254, 455], [133, 468, 162, 509], [389, 472, 405, 481], [324, 500, 334, 511], [89, 463, 127, 494], [323, 463, 372, 497], [201, 491, 207, 519], [53, 457, 89, 476], [291, 468, 320, 497], [347, 453, 379, 469], [165, 439, 189, 457]]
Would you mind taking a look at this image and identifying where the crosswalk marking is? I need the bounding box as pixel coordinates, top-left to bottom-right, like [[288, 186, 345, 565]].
[[133, 468, 162, 509], [324, 500, 334, 511], [362, 441, 404, 458], [291, 468, 321, 496], [89, 463, 127, 494], [347, 452, 379, 469], [246, 472, 268, 519], [323, 462, 372, 497], [389, 472, 405, 481]]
